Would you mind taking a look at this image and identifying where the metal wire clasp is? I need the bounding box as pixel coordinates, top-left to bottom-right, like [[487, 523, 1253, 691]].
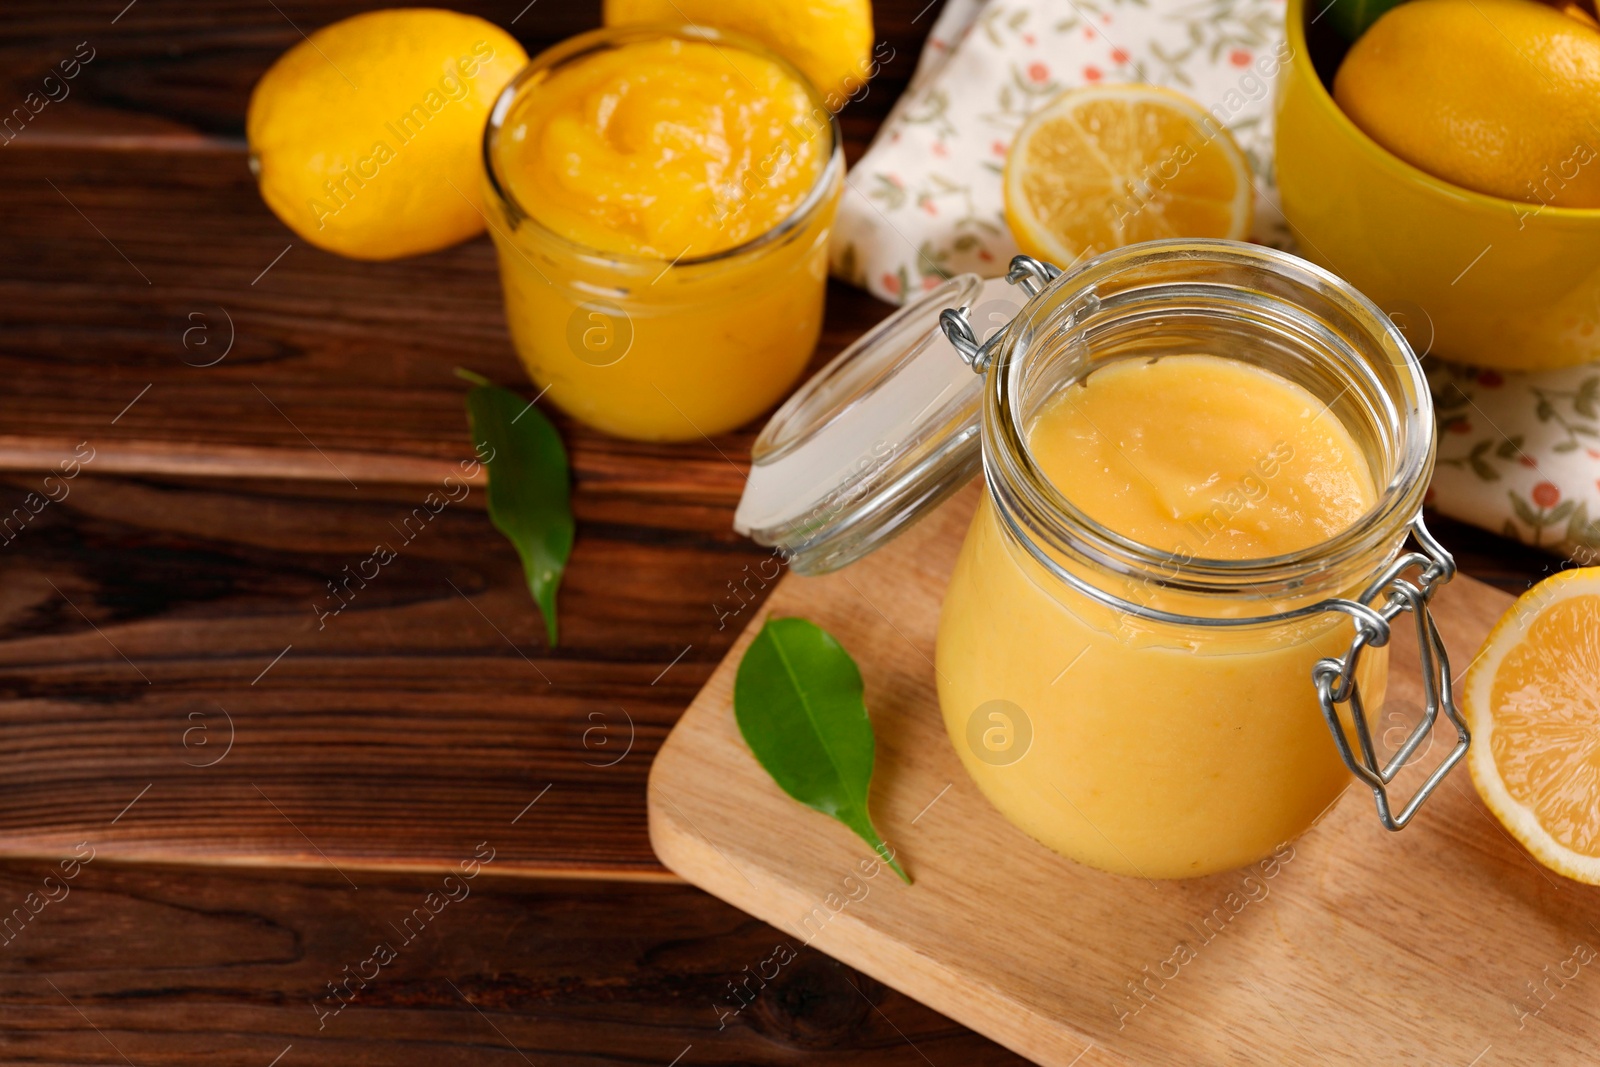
[[1312, 515, 1469, 830], [939, 255, 1061, 373]]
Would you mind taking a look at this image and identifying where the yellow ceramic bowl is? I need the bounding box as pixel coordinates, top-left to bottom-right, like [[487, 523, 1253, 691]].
[[1275, 0, 1600, 370]]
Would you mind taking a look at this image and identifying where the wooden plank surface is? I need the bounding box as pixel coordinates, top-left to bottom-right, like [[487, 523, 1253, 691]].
[[0, 468, 776, 877], [0, 858, 1028, 1065], [650, 484, 1600, 1067], [0, 0, 944, 879], [0, 0, 928, 489]]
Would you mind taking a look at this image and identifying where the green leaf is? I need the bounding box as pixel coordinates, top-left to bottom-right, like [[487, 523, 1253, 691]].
[[1576, 377, 1599, 419], [1549, 500, 1578, 525], [1568, 504, 1600, 548], [734, 617, 910, 884], [1324, 0, 1411, 42], [1567, 502, 1592, 544], [1554, 439, 1579, 453], [1509, 490, 1543, 528], [458, 369, 573, 646], [1495, 434, 1525, 460]]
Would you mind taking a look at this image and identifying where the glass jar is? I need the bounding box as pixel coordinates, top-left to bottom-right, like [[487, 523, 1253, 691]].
[[736, 240, 1469, 879], [481, 25, 845, 442]]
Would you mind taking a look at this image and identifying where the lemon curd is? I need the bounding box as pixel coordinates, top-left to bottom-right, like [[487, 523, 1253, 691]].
[[485, 30, 843, 440], [937, 355, 1387, 878]]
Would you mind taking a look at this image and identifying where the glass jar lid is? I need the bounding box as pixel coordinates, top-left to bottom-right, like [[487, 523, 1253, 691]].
[[734, 272, 1030, 574]]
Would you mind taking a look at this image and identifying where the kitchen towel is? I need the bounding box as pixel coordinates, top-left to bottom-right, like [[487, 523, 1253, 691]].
[[831, 0, 1291, 301], [1429, 362, 1600, 561], [831, 0, 1600, 560]]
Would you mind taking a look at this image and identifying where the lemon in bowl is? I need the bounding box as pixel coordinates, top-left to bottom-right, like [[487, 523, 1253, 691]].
[[1275, 0, 1600, 370], [602, 0, 873, 100], [1334, 0, 1600, 207], [247, 8, 528, 261]]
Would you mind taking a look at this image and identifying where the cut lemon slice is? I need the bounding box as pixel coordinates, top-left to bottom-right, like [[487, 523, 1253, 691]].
[[1465, 566, 1600, 883], [1003, 84, 1253, 266]]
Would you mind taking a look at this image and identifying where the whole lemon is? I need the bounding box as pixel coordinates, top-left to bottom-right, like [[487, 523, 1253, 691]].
[[602, 0, 874, 101], [246, 8, 527, 261], [1334, 0, 1600, 207]]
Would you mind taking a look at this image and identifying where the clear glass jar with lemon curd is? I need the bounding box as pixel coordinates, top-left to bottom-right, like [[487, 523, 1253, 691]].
[[735, 240, 1471, 879], [482, 25, 844, 441]]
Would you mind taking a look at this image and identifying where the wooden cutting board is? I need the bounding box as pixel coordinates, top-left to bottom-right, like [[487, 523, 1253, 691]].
[[648, 482, 1600, 1067]]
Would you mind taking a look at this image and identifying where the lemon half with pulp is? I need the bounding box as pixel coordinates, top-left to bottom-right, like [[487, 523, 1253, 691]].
[[1466, 566, 1600, 883], [1003, 84, 1252, 267]]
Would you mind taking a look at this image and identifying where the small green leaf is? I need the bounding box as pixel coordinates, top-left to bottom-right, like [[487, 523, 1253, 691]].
[[1567, 502, 1592, 543], [458, 368, 573, 646], [1509, 490, 1543, 528], [1495, 435, 1525, 460], [734, 617, 910, 884], [1568, 504, 1600, 548], [1576, 377, 1599, 419], [1324, 0, 1410, 41]]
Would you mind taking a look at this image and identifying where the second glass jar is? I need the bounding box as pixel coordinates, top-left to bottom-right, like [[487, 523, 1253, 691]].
[[482, 25, 844, 441]]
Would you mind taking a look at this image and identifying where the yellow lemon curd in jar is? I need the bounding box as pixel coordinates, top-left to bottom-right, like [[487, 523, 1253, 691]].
[[937, 355, 1385, 878], [489, 35, 839, 440]]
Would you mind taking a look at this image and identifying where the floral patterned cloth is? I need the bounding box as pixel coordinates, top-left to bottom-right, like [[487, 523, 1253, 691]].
[[1431, 364, 1600, 561], [831, 0, 1290, 302], [833, 0, 1600, 560]]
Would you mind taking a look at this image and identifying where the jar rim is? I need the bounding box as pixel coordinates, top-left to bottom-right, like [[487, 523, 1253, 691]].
[[986, 240, 1436, 606], [481, 22, 845, 270]]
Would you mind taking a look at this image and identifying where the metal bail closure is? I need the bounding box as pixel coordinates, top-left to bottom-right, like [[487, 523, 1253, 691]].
[[1311, 515, 1470, 830], [734, 271, 1033, 575], [939, 256, 1063, 372]]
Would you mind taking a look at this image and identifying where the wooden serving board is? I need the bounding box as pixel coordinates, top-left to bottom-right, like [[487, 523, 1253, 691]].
[[649, 483, 1600, 1066]]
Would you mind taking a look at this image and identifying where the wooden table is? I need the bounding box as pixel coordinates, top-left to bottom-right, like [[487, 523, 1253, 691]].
[[0, 2, 1558, 1063]]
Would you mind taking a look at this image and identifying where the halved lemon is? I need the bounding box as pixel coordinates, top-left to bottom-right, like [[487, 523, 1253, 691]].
[[1003, 84, 1253, 266], [1465, 566, 1600, 883]]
